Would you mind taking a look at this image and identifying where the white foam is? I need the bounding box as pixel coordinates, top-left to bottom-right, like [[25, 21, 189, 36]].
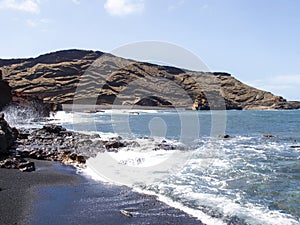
[[80, 165, 116, 184], [1, 105, 42, 128], [152, 183, 300, 225], [82, 158, 225, 224], [79, 137, 300, 225], [52, 112, 299, 225], [134, 187, 226, 225], [102, 109, 159, 114], [108, 149, 180, 167], [49, 111, 74, 124], [80, 162, 300, 225]]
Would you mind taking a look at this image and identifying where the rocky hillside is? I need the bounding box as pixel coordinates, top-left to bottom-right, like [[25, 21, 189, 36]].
[[0, 49, 299, 110]]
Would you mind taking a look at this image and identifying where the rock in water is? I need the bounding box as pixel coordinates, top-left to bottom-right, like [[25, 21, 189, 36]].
[[218, 134, 232, 139], [263, 134, 275, 138], [120, 209, 133, 218]]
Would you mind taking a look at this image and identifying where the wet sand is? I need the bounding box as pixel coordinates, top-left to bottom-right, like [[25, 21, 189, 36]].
[[0, 160, 203, 225], [0, 160, 79, 225]]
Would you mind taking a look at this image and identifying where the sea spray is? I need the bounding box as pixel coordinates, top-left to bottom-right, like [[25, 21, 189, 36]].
[[1, 104, 45, 128]]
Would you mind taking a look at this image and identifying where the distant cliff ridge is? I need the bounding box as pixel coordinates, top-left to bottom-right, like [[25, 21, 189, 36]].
[[0, 49, 299, 110]]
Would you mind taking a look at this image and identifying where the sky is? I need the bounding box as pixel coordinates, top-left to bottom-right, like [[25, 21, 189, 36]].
[[0, 0, 299, 100]]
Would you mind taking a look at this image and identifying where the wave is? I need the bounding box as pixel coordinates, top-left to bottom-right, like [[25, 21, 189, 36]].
[[1, 104, 44, 128], [82, 135, 300, 225], [42, 111, 300, 224]]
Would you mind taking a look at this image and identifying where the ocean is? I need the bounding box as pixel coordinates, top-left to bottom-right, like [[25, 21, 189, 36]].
[[6, 109, 300, 225]]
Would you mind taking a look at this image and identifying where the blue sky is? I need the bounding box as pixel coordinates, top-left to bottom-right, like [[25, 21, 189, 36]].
[[0, 0, 299, 100]]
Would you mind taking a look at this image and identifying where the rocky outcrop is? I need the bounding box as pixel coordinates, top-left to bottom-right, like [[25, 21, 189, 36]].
[[0, 124, 137, 171], [1, 122, 192, 172], [0, 113, 35, 172], [0, 49, 299, 110], [216, 76, 300, 110], [1, 68, 51, 116], [10, 91, 52, 116], [0, 113, 17, 154], [0, 157, 35, 172], [0, 70, 12, 111]]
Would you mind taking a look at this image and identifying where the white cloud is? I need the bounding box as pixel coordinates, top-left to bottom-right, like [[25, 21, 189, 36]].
[[246, 74, 300, 101], [26, 18, 50, 27], [0, 0, 41, 14], [104, 0, 144, 16]]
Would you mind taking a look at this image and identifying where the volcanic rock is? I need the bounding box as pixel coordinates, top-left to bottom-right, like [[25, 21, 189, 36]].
[[18, 161, 35, 172], [0, 70, 12, 111], [218, 134, 232, 139], [0, 49, 299, 110], [263, 134, 275, 138], [0, 113, 17, 154]]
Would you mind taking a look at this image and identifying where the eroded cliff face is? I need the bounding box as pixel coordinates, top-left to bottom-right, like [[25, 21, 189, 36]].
[[0, 70, 12, 111], [0, 49, 299, 110], [0, 69, 51, 116]]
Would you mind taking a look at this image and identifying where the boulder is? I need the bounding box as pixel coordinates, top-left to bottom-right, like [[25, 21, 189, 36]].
[[120, 209, 133, 218], [76, 155, 86, 164], [218, 134, 232, 139], [0, 158, 17, 169], [42, 125, 66, 134], [18, 161, 35, 172], [263, 134, 275, 138], [0, 157, 35, 172], [105, 141, 125, 149]]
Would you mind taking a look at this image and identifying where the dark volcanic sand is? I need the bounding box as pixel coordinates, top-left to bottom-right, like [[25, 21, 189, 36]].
[[0, 161, 203, 225], [0, 160, 79, 225]]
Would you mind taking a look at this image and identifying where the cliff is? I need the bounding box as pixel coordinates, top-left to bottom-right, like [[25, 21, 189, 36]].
[[0, 49, 299, 110], [0, 70, 12, 111]]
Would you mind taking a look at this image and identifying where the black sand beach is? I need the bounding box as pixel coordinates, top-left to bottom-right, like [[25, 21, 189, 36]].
[[0, 160, 79, 225], [0, 160, 203, 225]]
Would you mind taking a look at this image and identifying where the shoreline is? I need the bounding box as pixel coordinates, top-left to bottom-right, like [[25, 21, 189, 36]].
[[60, 104, 300, 113], [61, 104, 300, 112], [2, 111, 299, 225], [62, 103, 187, 112], [0, 160, 203, 225]]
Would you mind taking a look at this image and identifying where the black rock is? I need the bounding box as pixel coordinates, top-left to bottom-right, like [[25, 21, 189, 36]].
[[263, 134, 275, 138], [105, 141, 125, 149], [218, 134, 232, 139], [0, 113, 4, 120], [157, 143, 176, 150], [19, 161, 35, 172], [290, 146, 300, 149], [42, 125, 66, 134], [0, 113, 18, 154], [120, 209, 133, 218]]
